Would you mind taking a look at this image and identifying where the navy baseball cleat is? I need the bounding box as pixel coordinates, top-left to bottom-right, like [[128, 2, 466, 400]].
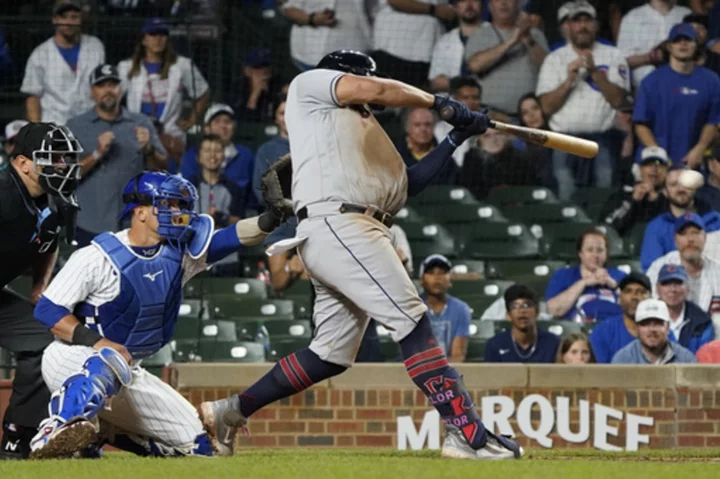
[[199, 396, 247, 456], [441, 425, 523, 460]]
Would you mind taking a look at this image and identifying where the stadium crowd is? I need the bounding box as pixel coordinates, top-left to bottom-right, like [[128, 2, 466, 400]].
[[2, 0, 720, 368]]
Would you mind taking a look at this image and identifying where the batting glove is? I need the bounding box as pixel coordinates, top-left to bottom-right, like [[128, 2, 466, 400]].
[[447, 109, 491, 147], [432, 95, 475, 127]]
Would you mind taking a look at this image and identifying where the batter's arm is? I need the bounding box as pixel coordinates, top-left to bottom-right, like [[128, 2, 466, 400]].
[[334, 75, 434, 109], [205, 212, 278, 264]]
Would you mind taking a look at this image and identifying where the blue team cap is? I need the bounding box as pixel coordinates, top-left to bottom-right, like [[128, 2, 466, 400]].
[[658, 264, 688, 284], [668, 23, 697, 42], [420, 254, 452, 276], [142, 18, 169, 35], [674, 212, 705, 234]]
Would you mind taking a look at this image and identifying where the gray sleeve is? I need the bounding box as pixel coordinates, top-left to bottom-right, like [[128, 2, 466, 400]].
[[21, 48, 44, 96], [530, 28, 549, 51], [463, 27, 497, 63], [144, 117, 167, 155], [296, 69, 345, 107]]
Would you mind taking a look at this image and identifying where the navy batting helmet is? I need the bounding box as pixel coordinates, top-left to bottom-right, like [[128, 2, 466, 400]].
[[316, 50, 379, 77]]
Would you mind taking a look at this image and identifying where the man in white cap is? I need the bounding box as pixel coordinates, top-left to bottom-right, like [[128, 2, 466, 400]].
[[1, 120, 29, 171], [611, 298, 696, 364]]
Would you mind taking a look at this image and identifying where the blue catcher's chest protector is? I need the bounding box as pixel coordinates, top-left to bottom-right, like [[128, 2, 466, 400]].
[[75, 233, 184, 360]]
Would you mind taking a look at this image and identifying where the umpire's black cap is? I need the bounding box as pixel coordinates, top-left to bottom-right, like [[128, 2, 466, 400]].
[[316, 50, 380, 77]]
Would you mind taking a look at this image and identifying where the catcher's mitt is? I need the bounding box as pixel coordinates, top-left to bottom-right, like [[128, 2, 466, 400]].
[[260, 153, 294, 222]]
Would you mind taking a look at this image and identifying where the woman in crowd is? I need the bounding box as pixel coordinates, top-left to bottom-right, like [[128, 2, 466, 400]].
[[516, 93, 556, 193], [118, 18, 210, 161], [545, 227, 627, 322], [556, 332, 596, 364]]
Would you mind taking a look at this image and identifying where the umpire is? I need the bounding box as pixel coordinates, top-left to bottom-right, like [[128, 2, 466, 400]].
[[0, 122, 83, 459]]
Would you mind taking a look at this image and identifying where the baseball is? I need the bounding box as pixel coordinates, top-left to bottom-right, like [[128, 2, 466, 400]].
[[678, 170, 704, 190]]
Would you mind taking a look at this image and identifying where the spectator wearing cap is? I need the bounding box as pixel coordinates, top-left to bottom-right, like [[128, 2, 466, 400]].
[[600, 146, 670, 235], [639, 167, 720, 270], [464, 0, 548, 117], [66, 64, 167, 246], [645, 213, 720, 335], [282, 0, 372, 72], [548, 1, 614, 52], [654, 264, 714, 353], [536, 2, 629, 201], [118, 17, 210, 161], [525, 0, 607, 46], [696, 143, 720, 212], [253, 98, 290, 207], [21, 1, 105, 125], [180, 103, 255, 206], [485, 284, 560, 363], [428, 0, 484, 93], [588, 272, 652, 363], [612, 298, 696, 364], [371, 1, 452, 88], [545, 227, 627, 322], [684, 13, 720, 77], [231, 48, 283, 122], [1, 120, 29, 172], [419, 255, 471, 361], [633, 23, 720, 170], [616, 0, 692, 88]]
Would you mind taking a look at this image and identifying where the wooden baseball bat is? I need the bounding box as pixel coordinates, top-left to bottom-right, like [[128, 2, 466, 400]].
[[489, 121, 599, 159]]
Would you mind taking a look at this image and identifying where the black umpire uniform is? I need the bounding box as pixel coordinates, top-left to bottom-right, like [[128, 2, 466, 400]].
[[0, 122, 82, 459]]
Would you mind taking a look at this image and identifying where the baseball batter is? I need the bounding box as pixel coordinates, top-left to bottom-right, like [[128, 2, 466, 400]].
[[201, 50, 523, 460], [29, 171, 282, 459]]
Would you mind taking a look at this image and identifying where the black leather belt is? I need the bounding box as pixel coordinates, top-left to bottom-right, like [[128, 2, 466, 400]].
[[297, 203, 394, 228]]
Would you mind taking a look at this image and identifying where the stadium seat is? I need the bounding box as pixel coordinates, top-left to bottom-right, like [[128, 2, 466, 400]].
[[268, 338, 312, 361], [450, 279, 514, 299], [541, 223, 625, 260], [170, 340, 198, 363], [485, 259, 566, 281], [143, 344, 174, 378], [468, 320, 495, 339], [454, 223, 541, 260], [263, 319, 312, 339], [232, 319, 269, 342], [494, 319, 583, 337], [487, 186, 558, 207], [571, 187, 614, 221], [199, 320, 238, 342], [625, 222, 648, 257], [502, 203, 592, 226], [178, 299, 204, 319], [197, 340, 267, 363], [174, 316, 202, 341], [281, 279, 313, 298], [406, 185, 479, 207], [465, 338, 488, 362], [393, 205, 428, 228], [184, 278, 268, 300], [608, 259, 642, 275], [292, 296, 313, 319], [420, 203, 508, 226], [207, 298, 295, 320], [450, 259, 486, 278], [403, 222, 457, 258]]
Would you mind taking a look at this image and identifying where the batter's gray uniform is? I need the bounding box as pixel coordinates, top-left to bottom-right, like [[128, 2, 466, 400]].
[[275, 69, 427, 367]]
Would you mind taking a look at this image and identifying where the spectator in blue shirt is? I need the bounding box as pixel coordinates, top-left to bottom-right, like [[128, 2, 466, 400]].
[[655, 264, 714, 354], [546, 227, 627, 322], [419, 254, 471, 361], [639, 167, 720, 271], [633, 23, 720, 169], [253, 97, 289, 208], [180, 103, 255, 208], [696, 145, 720, 212], [611, 298, 696, 364], [589, 272, 651, 363], [485, 284, 559, 363]]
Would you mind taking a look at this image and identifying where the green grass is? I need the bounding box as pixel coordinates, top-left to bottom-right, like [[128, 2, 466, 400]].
[[1, 449, 719, 479]]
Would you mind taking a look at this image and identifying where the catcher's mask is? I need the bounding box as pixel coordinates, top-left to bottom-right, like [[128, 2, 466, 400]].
[[119, 171, 199, 248], [316, 49, 386, 112], [12, 122, 83, 245]]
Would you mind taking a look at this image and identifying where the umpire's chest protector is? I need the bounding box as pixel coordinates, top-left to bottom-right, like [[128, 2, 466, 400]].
[[76, 233, 184, 360]]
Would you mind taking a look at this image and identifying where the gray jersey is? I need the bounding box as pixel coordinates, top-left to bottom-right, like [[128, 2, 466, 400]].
[[286, 69, 408, 215]]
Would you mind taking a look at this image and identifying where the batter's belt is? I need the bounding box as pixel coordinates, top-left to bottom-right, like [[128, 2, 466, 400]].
[[297, 203, 394, 229]]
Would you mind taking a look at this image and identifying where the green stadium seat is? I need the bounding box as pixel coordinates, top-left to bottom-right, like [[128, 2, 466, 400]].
[[465, 297, 501, 317], [485, 259, 566, 281], [393, 205, 428, 227], [403, 222, 457, 258], [502, 203, 592, 226], [468, 320, 495, 339], [263, 319, 312, 339], [374, 323, 401, 362], [170, 340, 198, 363], [487, 186, 558, 207], [184, 278, 268, 300], [453, 223, 541, 260], [143, 344, 173, 378], [232, 320, 268, 342], [420, 203, 508, 225], [178, 299, 204, 319], [494, 319, 583, 337], [174, 316, 202, 341], [450, 279, 514, 299], [450, 259, 486, 277], [465, 338, 488, 362], [292, 296, 313, 319], [407, 185, 479, 207], [608, 259, 642, 275], [541, 223, 625, 260], [625, 222, 648, 257], [199, 320, 238, 341], [281, 279, 313, 298], [571, 187, 614, 221], [207, 298, 295, 320], [268, 338, 312, 360], [197, 340, 267, 363]]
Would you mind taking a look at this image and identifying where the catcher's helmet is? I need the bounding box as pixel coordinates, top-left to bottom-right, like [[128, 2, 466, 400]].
[[13, 122, 83, 207], [119, 171, 198, 245], [316, 50, 379, 77]]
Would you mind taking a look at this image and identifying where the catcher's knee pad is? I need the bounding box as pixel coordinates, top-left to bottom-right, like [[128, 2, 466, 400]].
[[50, 348, 132, 424]]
